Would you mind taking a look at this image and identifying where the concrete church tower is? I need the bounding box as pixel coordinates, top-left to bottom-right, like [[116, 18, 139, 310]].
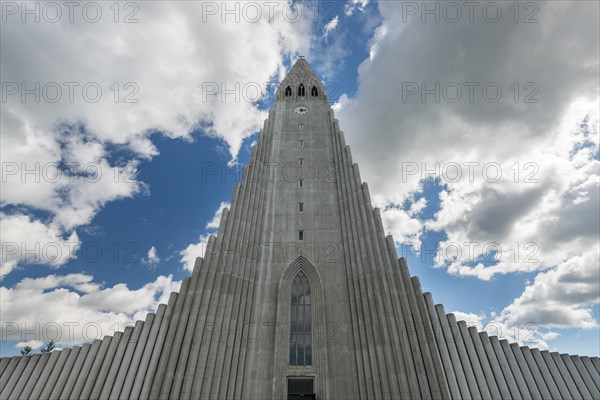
[[1, 59, 599, 400]]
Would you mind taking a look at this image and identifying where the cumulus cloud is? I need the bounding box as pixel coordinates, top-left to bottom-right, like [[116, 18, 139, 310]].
[[1, 1, 314, 277], [1, 273, 180, 349], [0, 213, 80, 277], [501, 251, 600, 329], [335, 1, 599, 329], [380, 206, 423, 247]]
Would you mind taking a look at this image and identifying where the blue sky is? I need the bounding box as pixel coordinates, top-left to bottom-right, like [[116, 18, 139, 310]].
[[1, 0, 599, 357]]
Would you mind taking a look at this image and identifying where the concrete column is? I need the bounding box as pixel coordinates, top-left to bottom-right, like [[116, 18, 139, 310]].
[[0, 357, 11, 377], [99, 326, 134, 399], [336, 137, 374, 400], [338, 143, 379, 400], [561, 354, 593, 400], [499, 340, 531, 399], [120, 314, 154, 400], [130, 304, 167, 400], [591, 357, 600, 374], [0, 357, 19, 394], [362, 184, 403, 399], [572, 355, 600, 399], [0, 355, 28, 399], [150, 277, 191, 398], [551, 351, 583, 400], [580, 356, 600, 391], [520, 346, 554, 399], [19, 353, 50, 400], [220, 129, 274, 400], [488, 336, 521, 400], [478, 332, 512, 399], [347, 158, 387, 399], [446, 314, 481, 399], [185, 201, 234, 398], [235, 122, 277, 400], [457, 322, 491, 399], [468, 327, 501, 399], [40, 349, 71, 399], [90, 331, 124, 399], [528, 348, 561, 399], [29, 350, 61, 399], [540, 350, 573, 399], [510, 343, 550, 399], [70, 339, 102, 399], [109, 320, 143, 399], [435, 305, 472, 400], [9, 355, 39, 400], [49, 347, 80, 400], [139, 292, 178, 399], [425, 293, 461, 400], [201, 158, 255, 399], [60, 343, 91, 399], [80, 336, 113, 399], [413, 277, 449, 400]]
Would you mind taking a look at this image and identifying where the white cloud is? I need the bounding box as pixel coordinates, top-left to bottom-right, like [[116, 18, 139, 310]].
[[323, 15, 339, 39], [144, 246, 160, 265], [501, 251, 600, 329], [1, 1, 314, 277], [335, 1, 599, 328], [345, 0, 370, 16], [0, 213, 80, 277], [380, 206, 423, 247], [1, 273, 181, 349]]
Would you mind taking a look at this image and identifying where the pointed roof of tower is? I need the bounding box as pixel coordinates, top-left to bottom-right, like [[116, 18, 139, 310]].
[[277, 57, 328, 102], [283, 57, 319, 82]]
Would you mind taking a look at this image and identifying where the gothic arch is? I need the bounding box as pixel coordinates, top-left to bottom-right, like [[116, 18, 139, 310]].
[[298, 83, 305, 97], [273, 256, 329, 399]]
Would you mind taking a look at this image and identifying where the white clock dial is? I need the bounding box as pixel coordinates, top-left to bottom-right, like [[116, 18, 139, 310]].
[[294, 105, 309, 115]]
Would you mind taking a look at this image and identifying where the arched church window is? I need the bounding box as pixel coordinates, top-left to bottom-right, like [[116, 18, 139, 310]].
[[311, 86, 318, 97], [298, 84, 305, 97], [290, 271, 312, 366], [285, 86, 292, 96]]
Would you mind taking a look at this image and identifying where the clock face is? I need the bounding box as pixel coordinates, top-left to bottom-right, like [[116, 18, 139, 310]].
[[294, 105, 309, 115]]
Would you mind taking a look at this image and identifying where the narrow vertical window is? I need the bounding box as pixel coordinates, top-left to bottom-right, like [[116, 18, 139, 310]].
[[298, 83, 305, 97], [298, 230, 304, 241], [290, 271, 311, 366], [299, 124, 304, 131], [299, 158, 303, 166], [299, 179, 303, 187], [299, 202, 304, 212], [299, 140, 304, 148], [285, 86, 292, 97], [311, 86, 318, 97]]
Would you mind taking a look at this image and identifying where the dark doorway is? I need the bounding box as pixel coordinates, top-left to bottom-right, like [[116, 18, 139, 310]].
[[288, 377, 315, 400]]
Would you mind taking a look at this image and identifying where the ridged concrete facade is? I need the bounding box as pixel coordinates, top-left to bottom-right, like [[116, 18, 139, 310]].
[[1, 59, 598, 400]]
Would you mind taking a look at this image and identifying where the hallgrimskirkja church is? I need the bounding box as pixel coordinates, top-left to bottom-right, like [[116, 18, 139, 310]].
[[1, 59, 599, 400]]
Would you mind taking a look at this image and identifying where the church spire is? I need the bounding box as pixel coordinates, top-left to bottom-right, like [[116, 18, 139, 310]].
[[277, 57, 328, 102]]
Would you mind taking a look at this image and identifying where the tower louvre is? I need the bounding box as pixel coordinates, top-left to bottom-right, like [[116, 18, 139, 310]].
[[1, 58, 599, 400]]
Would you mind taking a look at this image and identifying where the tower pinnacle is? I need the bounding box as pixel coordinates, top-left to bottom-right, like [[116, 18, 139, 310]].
[[277, 58, 327, 102]]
